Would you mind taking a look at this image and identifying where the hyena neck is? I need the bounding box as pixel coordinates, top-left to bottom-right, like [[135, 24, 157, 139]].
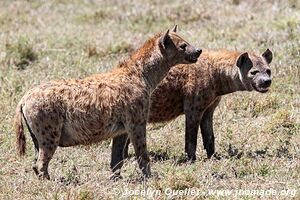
[[139, 52, 172, 92], [213, 58, 247, 96], [128, 39, 172, 92]]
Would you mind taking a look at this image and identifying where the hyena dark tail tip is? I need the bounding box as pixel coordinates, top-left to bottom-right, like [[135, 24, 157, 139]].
[[15, 101, 26, 156]]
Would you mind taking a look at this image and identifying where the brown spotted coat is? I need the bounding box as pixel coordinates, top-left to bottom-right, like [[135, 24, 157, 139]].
[[15, 28, 202, 179], [112, 49, 273, 164]]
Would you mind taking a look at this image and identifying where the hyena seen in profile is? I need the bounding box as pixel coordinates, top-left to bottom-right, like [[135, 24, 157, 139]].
[[15, 26, 202, 180], [111, 49, 273, 169]]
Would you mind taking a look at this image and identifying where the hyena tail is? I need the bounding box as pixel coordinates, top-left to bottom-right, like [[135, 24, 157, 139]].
[[15, 100, 26, 156]]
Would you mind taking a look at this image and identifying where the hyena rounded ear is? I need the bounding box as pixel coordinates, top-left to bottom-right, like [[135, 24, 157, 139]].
[[236, 52, 249, 68], [236, 52, 253, 70], [171, 25, 177, 33], [262, 49, 273, 64], [159, 29, 170, 49]]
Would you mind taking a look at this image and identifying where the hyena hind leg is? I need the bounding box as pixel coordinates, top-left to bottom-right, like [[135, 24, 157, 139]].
[[23, 114, 39, 174], [34, 142, 58, 180], [110, 134, 130, 180], [30, 131, 39, 164], [29, 132, 39, 175], [33, 128, 61, 180]]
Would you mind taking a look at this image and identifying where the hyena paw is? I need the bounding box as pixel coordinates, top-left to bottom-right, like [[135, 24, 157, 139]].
[[110, 173, 123, 182], [38, 172, 50, 180]]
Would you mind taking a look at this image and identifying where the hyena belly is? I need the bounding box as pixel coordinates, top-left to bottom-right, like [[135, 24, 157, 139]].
[[59, 109, 126, 147]]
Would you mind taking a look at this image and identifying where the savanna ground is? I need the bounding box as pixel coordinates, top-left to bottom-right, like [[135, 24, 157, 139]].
[[0, 0, 299, 199]]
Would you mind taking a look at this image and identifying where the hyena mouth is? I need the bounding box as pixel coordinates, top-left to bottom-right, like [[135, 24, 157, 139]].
[[185, 49, 202, 63], [252, 84, 269, 93], [185, 55, 198, 63]]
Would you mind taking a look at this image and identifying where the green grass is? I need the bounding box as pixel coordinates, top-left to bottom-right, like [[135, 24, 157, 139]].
[[0, 0, 299, 199]]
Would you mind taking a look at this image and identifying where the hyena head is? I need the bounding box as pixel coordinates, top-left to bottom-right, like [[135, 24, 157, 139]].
[[236, 49, 273, 93], [158, 25, 202, 65]]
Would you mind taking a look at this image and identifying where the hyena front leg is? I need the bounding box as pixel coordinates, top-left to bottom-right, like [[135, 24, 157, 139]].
[[126, 121, 151, 178], [110, 134, 130, 179], [184, 100, 204, 161], [200, 98, 221, 158]]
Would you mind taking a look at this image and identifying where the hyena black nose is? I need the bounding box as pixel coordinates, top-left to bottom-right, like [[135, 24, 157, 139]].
[[195, 48, 202, 57], [262, 78, 272, 87]]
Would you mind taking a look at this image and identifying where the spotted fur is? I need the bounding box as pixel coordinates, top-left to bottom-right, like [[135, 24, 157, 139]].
[[112, 49, 273, 165], [15, 28, 201, 179]]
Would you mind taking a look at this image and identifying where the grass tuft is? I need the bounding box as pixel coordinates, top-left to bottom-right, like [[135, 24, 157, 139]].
[[5, 37, 38, 70]]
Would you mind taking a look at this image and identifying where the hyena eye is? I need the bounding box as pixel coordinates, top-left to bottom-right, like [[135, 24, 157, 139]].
[[250, 70, 259, 75], [266, 69, 271, 76], [179, 43, 187, 50]]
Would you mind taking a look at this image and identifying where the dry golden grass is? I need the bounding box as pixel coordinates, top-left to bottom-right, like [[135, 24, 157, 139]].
[[0, 0, 299, 199]]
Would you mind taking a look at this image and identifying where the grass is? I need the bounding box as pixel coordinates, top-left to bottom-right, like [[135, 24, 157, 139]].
[[0, 0, 299, 199], [5, 36, 38, 70]]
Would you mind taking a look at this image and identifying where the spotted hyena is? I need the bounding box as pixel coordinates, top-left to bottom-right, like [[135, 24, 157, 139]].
[[15, 26, 202, 179], [111, 49, 273, 169]]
